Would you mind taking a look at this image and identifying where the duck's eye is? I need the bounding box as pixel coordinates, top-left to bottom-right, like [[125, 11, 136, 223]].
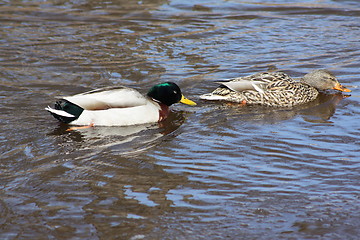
[[173, 90, 178, 94]]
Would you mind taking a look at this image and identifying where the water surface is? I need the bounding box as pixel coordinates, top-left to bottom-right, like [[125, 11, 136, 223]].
[[1, 0, 360, 239]]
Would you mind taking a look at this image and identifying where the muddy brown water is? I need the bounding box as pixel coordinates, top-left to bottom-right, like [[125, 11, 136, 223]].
[[1, 0, 360, 239]]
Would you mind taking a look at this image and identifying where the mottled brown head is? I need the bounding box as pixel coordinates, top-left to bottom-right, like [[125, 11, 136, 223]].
[[301, 69, 351, 92]]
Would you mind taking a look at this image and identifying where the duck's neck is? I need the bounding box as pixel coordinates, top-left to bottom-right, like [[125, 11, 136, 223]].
[[299, 77, 315, 88], [299, 77, 308, 85], [158, 103, 170, 122]]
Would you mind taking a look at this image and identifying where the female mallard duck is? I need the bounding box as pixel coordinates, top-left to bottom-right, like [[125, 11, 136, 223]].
[[200, 69, 351, 107], [45, 82, 196, 127]]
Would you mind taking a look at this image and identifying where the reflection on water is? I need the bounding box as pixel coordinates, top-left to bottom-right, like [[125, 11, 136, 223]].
[[1, 0, 360, 239], [48, 110, 186, 155], [299, 93, 351, 123], [200, 92, 349, 125]]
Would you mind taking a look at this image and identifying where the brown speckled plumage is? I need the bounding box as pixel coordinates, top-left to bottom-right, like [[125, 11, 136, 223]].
[[200, 70, 351, 107]]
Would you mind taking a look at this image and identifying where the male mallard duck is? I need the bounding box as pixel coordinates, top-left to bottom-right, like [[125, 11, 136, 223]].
[[200, 69, 351, 107], [45, 82, 196, 127]]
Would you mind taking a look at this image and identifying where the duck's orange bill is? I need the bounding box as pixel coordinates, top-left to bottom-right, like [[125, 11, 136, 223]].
[[333, 82, 351, 92]]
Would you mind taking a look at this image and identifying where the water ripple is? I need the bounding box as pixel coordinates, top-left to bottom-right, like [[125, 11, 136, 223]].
[[1, 0, 360, 239]]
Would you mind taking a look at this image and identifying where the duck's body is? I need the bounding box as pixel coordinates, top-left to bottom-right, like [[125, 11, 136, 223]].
[[46, 82, 196, 127], [200, 70, 351, 107]]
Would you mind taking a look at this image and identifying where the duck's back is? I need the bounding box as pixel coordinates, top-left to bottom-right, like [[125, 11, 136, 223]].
[[201, 72, 319, 107], [63, 86, 148, 110]]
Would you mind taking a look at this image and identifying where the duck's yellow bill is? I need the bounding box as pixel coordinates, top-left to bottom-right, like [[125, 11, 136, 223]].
[[333, 82, 351, 92], [180, 95, 197, 106]]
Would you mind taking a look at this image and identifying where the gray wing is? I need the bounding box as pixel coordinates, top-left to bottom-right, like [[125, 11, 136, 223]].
[[62, 86, 148, 110]]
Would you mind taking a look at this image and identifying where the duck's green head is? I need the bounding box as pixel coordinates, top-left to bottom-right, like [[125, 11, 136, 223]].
[[147, 82, 196, 106]]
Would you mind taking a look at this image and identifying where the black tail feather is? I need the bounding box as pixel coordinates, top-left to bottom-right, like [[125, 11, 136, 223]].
[[50, 99, 84, 123]]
